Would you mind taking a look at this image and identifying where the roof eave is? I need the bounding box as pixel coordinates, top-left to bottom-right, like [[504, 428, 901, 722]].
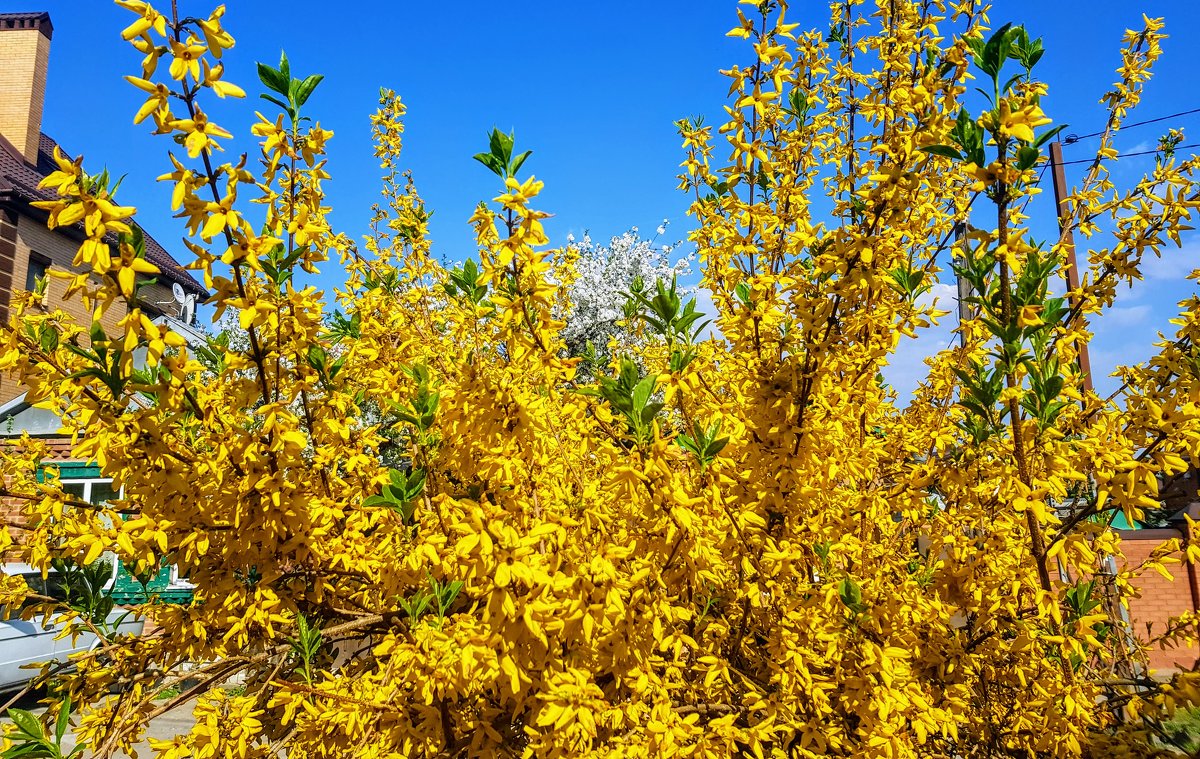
[[0, 186, 208, 299]]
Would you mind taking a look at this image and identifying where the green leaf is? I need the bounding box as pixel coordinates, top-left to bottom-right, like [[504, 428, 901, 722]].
[[1016, 145, 1039, 171], [128, 224, 145, 258], [39, 326, 59, 353], [1034, 124, 1068, 149], [256, 63, 288, 96], [473, 152, 505, 177], [259, 93, 293, 117], [307, 345, 327, 373], [293, 74, 324, 107], [631, 376, 657, 415], [979, 23, 1014, 79], [641, 401, 665, 425], [838, 577, 864, 612], [509, 150, 532, 177], [965, 36, 985, 62], [278, 50, 291, 83], [489, 128, 514, 166], [676, 434, 700, 457], [787, 88, 808, 116], [8, 710, 43, 741], [89, 320, 107, 345], [920, 144, 963, 160], [55, 697, 71, 744]]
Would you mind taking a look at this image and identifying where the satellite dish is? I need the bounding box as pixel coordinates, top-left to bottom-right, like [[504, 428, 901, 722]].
[[181, 294, 196, 326], [172, 282, 186, 304]]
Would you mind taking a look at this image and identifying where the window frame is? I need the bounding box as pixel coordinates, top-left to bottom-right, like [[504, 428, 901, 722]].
[[23, 252, 50, 294], [31, 464, 186, 595], [54, 475, 122, 591]]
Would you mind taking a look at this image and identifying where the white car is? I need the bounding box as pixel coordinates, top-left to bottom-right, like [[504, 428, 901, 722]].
[[0, 566, 143, 692]]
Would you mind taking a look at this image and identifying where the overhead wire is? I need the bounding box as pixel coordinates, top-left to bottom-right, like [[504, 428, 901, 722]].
[[1063, 106, 1200, 144], [1057, 143, 1200, 166]]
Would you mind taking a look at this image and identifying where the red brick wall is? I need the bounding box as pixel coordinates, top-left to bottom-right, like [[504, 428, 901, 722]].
[[1117, 528, 1200, 674]]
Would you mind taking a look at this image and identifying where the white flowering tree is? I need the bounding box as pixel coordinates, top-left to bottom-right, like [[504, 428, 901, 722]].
[[561, 224, 693, 373]]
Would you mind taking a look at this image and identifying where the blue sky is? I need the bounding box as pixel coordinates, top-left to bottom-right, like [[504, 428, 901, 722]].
[[25, 0, 1200, 400]]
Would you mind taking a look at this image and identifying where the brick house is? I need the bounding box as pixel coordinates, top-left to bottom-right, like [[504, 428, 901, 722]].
[[1115, 468, 1200, 674], [0, 12, 205, 600]]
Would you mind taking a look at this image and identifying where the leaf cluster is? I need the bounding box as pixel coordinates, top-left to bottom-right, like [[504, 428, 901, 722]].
[[397, 575, 463, 628], [473, 128, 532, 180], [587, 358, 663, 448], [625, 276, 710, 372], [444, 258, 490, 306], [676, 420, 729, 469], [2, 696, 80, 759], [257, 51, 323, 123], [288, 613, 323, 686], [362, 467, 425, 525]]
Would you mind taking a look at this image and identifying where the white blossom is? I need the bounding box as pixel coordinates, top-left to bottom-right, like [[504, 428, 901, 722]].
[[560, 225, 693, 368]]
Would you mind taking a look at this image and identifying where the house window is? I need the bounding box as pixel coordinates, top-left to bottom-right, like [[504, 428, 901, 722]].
[[24, 253, 49, 293], [45, 466, 190, 601], [60, 477, 119, 508], [57, 475, 120, 589]]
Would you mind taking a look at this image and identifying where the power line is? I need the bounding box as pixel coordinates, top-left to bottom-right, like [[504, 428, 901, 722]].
[[1063, 107, 1200, 144], [1057, 143, 1200, 166]]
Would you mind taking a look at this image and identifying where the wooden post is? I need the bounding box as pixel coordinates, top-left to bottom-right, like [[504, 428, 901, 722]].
[[1049, 141, 1093, 394], [1051, 142, 1140, 679], [954, 222, 971, 348]]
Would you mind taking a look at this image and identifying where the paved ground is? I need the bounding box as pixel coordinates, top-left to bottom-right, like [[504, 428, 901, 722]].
[[1, 688, 196, 758]]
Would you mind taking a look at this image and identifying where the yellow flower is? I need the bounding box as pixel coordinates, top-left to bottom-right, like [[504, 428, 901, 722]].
[[129, 33, 166, 78], [496, 175, 544, 210], [169, 109, 233, 158], [201, 61, 245, 99], [113, 243, 160, 298], [156, 153, 202, 211], [167, 37, 208, 82], [124, 76, 171, 124], [115, 0, 167, 41], [196, 5, 236, 58], [998, 99, 1052, 143], [1017, 304, 1044, 327]]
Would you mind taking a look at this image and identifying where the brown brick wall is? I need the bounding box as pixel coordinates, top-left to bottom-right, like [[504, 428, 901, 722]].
[[0, 216, 177, 404], [0, 26, 49, 163], [1117, 528, 1200, 673]]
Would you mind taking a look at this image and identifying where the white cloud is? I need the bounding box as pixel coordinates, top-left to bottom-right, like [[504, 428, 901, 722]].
[[915, 282, 958, 311], [1141, 237, 1200, 280], [692, 286, 723, 341], [884, 282, 960, 403], [1096, 304, 1151, 328]]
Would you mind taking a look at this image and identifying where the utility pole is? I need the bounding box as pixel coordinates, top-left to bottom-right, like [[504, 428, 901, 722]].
[[1050, 141, 1142, 681], [1048, 140, 1093, 394]]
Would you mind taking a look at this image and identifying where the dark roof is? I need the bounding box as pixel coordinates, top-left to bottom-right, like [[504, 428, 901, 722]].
[[0, 12, 53, 38], [0, 132, 207, 298]]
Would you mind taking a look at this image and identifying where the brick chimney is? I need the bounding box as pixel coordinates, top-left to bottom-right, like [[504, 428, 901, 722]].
[[0, 13, 53, 165]]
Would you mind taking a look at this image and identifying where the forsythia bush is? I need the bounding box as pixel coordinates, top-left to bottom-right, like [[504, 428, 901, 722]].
[[2, 1, 1200, 757]]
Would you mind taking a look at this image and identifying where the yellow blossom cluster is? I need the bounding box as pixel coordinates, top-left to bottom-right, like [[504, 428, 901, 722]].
[[1, 2, 1200, 759]]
